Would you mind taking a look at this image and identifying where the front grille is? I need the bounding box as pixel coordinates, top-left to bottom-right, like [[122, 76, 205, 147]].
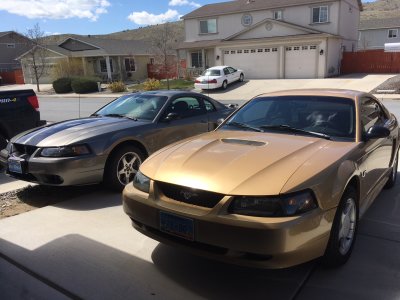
[[13, 143, 38, 156], [157, 182, 224, 208]]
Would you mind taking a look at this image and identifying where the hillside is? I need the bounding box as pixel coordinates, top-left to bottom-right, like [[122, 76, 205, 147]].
[[361, 0, 400, 20]]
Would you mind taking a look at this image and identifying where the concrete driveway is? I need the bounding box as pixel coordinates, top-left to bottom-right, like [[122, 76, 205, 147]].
[[0, 174, 399, 299], [200, 74, 396, 101]]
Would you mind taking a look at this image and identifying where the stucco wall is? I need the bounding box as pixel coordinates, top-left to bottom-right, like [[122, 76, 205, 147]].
[[184, 2, 341, 42], [338, 0, 360, 41], [326, 38, 342, 76]]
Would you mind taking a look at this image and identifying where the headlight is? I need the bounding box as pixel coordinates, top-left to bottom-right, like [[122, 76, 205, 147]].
[[133, 170, 150, 193], [40, 145, 91, 157], [228, 190, 317, 217]]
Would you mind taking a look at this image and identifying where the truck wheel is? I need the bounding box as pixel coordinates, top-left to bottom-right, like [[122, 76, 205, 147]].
[[104, 145, 145, 192], [384, 150, 398, 189]]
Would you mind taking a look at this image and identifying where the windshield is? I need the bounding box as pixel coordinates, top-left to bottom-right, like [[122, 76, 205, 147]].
[[221, 96, 356, 140], [95, 94, 168, 121], [202, 69, 221, 76]]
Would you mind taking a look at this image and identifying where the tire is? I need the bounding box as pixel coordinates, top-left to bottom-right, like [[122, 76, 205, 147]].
[[222, 80, 228, 90], [384, 150, 398, 189], [239, 73, 244, 82], [104, 145, 145, 192], [322, 186, 358, 267]]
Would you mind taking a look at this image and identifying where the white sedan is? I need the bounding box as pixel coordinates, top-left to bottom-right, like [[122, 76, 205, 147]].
[[194, 66, 244, 90]]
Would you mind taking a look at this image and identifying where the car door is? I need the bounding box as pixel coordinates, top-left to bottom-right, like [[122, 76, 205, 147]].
[[359, 96, 393, 202], [223, 67, 231, 84], [227, 67, 240, 82], [154, 96, 209, 149]]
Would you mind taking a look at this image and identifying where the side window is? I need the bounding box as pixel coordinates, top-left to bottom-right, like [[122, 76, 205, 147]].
[[223, 68, 230, 75], [203, 99, 216, 112], [360, 97, 386, 133], [166, 97, 206, 118], [227, 67, 236, 73]]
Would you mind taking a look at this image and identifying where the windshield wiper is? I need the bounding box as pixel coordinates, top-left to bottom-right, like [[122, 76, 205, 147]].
[[259, 124, 331, 140], [225, 121, 263, 132], [103, 113, 138, 121]]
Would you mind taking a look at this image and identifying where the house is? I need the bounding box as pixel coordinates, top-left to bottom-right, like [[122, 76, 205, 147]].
[[17, 36, 155, 84], [358, 17, 400, 50], [178, 0, 362, 79], [0, 31, 32, 72]]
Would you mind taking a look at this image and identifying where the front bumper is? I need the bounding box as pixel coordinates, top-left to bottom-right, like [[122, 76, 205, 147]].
[[0, 149, 105, 186], [123, 183, 336, 269]]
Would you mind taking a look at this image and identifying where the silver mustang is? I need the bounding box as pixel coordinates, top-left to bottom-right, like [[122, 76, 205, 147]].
[[0, 91, 233, 190]]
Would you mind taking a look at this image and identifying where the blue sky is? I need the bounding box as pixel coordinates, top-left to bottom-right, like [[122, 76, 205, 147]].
[[0, 0, 376, 36]]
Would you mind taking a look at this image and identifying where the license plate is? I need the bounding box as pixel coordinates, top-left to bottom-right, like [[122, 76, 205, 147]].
[[159, 211, 194, 241], [8, 157, 24, 174], [202, 80, 207, 84]]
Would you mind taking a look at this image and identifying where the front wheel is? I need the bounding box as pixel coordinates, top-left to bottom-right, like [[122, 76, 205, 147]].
[[239, 73, 244, 82], [322, 186, 358, 267], [104, 145, 145, 191]]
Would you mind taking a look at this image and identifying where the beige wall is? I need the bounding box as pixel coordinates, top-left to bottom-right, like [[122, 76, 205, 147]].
[[338, 0, 360, 42], [185, 2, 341, 42], [326, 38, 342, 77]]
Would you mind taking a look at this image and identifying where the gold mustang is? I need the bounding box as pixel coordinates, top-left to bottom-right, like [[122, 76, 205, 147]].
[[123, 89, 399, 268]]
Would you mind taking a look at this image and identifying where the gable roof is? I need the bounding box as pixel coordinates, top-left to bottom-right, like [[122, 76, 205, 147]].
[[224, 17, 322, 41], [182, 0, 363, 19], [359, 17, 400, 30], [0, 31, 12, 38]]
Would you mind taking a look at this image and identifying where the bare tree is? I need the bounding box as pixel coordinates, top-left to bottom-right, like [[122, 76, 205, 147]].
[[151, 22, 180, 90], [23, 23, 49, 92]]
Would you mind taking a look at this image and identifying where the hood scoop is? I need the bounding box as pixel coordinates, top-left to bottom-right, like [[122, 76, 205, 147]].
[[221, 138, 266, 147]]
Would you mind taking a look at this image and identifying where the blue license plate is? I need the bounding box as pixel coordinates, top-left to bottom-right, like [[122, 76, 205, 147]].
[[8, 157, 23, 174], [159, 211, 194, 241]]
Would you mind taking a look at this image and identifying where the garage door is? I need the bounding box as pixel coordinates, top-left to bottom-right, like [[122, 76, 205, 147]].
[[285, 45, 317, 79], [224, 47, 279, 79]]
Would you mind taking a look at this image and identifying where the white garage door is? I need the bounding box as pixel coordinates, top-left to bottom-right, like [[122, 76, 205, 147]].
[[285, 45, 317, 79], [224, 47, 279, 79]]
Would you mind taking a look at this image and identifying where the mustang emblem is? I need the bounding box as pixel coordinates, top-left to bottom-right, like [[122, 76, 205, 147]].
[[180, 190, 198, 200]]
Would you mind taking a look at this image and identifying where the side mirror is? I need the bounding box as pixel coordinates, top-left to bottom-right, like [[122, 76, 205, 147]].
[[164, 112, 179, 121], [365, 125, 390, 140]]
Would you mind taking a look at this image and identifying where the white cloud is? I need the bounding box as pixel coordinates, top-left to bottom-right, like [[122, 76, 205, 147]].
[[0, 0, 110, 21], [169, 0, 200, 8], [127, 9, 180, 26]]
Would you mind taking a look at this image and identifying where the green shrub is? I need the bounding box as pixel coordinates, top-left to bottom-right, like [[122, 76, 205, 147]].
[[143, 78, 161, 91], [52, 77, 72, 94], [108, 81, 126, 93], [71, 77, 98, 94]]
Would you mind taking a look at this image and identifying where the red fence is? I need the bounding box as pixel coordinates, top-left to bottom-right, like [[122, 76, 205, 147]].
[[0, 69, 25, 84], [341, 50, 400, 74]]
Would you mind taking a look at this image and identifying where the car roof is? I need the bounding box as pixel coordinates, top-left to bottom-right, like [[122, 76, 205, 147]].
[[255, 89, 366, 101], [128, 90, 204, 97]]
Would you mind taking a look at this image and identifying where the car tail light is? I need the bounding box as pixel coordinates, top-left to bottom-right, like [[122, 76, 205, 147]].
[[27, 95, 39, 112], [209, 79, 217, 84], [195, 79, 201, 83]]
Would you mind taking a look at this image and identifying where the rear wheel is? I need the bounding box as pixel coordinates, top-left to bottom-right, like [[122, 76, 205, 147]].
[[104, 145, 145, 192], [384, 150, 398, 189], [322, 186, 358, 267], [222, 80, 228, 90]]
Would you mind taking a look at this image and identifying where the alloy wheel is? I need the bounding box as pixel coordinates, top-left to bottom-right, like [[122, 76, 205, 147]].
[[116, 151, 142, 185], [338, 197, 356, 255]]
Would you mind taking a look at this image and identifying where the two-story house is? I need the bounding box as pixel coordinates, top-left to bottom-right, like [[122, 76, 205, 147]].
[[179, 0, 362, 79], [0, 31, 32, 72], [358, 17, 400, 51]]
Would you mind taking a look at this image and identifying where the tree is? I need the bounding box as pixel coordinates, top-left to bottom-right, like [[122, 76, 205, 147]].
[[23, 23, 49, 92], [151, 22, 180, 90]]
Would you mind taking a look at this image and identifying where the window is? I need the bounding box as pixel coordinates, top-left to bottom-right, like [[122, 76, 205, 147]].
[[294, 46, 300, 51], [223, 68, 230, 75], [273, 10, 283, 20], [230, 50, 236, 54], [227, 67, 237, 73], [286, 47, 292, 51], [312, 6, 328, 23], [250, 49, 256, 53], [191, 51, 203, 67], [388, 29, 398, 38], [302, 46, 308, 50], [124, 58, 136, 72], [265, 48, 270, 52], [224, 50, 230, 54], [200, 19, 217, 34], [244, 49, 249, 53], [237, 50, 243, 54], [360, 97, 388, 134], [203, 99, 216, 112], [241, 14, 253, 26], [310, 45, 317, 50], [166, 97, 206, 118], [257, 49, 263, 52], [272, 48, 278, 52], [150, 58, 155, 64], [99, 59, 113, 73], [6, 43, 15, 48]]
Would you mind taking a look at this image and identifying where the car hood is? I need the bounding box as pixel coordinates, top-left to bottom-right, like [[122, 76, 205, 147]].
[[141, 130, 347, 196], [12, 117, 149, 147]]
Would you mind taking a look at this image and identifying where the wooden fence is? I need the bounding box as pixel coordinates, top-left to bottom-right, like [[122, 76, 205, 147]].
[[341, 50, 400, 74], [0, 69, 25, 84]]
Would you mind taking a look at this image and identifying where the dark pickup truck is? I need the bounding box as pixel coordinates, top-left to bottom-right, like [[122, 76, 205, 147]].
[[0, 89, 45, 149]]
